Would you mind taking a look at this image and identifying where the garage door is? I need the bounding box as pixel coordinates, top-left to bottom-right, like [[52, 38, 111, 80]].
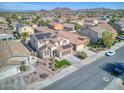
[[62, 50, 71, 56]]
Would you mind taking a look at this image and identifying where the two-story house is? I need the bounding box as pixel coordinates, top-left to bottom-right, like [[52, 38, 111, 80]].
[[49, 22, 63, 31], [30, 32, 73, 58], [0, 17, 13, 40], [113, 18, 124, 32], [16, 24, 34, 35], [79, 24, 117, 43]]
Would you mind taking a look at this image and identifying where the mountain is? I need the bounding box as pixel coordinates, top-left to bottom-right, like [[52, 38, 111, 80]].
[[51, 7, 72, 11], [1, 7, 124, 15]]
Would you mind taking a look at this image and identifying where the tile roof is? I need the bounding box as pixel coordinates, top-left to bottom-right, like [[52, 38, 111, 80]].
[[89, 24, 115, 33], [63, 23, 75, 28], [57, 31, 89, 45], [0, 40, 30, 68], [34, 26, 54, 33]]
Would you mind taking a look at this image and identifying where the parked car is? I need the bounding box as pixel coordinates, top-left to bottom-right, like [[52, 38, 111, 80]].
[[113, 63, 124, 75], [105, 50, 116, 56]]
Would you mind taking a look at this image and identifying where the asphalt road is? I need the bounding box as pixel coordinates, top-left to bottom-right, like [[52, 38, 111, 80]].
[[43, 46, 124, 90]]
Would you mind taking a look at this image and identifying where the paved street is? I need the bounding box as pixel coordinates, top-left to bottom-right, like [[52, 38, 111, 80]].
[[43, 46, 124, 90]]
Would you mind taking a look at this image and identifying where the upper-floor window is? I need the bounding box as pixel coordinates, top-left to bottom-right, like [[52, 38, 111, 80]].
[[63, 40, 67, 44]]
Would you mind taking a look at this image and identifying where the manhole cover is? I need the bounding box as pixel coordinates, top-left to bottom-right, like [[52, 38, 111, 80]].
[[103, 77, 110, 82]]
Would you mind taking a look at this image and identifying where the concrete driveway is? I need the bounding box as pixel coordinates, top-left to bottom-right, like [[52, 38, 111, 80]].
[[62, 54, 82, 67]]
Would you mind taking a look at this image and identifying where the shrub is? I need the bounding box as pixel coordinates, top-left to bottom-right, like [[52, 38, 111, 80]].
[[20, 64, 27, 71], [76, 52, 87, 59]]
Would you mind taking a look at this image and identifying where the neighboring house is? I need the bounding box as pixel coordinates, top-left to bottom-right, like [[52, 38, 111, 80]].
[[0, 40, 31, 64], [83, 18, 99, 26], [16, 24, 34, 35], [0, 17, 13, 40], [79, 24, 117, 43], [0, 17, 6, 22], [98, 19, 109, 24], [63, 23, 75, 31], [0, 30, 13, 40], [113, 18, 124, 32], [57, 31, 89, 51], [21, 16, 32, 21], [0, 40, 37, 80], [53, 18, 65, 23], [30, 32, 73, 58], [41, 16, 54, 22], [49, 22, 63, 31]]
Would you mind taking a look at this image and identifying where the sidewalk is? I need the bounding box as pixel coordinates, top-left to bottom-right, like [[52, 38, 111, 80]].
[[26, 42, 124, 89], [104, 74, 124, 90]]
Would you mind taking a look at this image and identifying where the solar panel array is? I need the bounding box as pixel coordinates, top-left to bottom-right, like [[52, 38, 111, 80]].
[[35, 32, 52, 40]]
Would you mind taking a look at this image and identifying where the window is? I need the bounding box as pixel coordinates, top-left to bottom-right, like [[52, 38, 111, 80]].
[[63, 40, 67, 44]]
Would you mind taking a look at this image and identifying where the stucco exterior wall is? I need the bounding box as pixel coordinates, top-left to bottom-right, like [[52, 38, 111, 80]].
[[79, 29, 98, 43], [18, 26, 34, 35]]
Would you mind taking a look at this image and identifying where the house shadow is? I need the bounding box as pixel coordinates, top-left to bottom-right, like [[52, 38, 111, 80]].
[[100, 62, 119, 77]]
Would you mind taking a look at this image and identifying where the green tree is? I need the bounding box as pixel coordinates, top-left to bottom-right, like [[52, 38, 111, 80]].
[[74, 23, 81, 30], [38, 20, 45, 26], [109, 16, 119, 25], [45, 20, 50, 26], [20, 63, 27, 71], [101, 31, 116, 48], [76, 51, 87, 59], [66, 18, 71, 23], [78, 15, 83, 21], [21, 32, 29, 42]]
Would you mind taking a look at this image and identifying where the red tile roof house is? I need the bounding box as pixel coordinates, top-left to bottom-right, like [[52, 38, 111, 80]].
[[57, 31, 89, 52], [30, 32, 73, 58]]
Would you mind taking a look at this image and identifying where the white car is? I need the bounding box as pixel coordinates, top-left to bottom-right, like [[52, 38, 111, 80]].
[[105, 50, 116, 56]]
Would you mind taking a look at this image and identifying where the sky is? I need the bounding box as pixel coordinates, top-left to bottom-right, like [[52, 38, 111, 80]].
[[0, 2, 124, 11]]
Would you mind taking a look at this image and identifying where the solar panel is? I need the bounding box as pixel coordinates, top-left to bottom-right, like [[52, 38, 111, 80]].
[[35, 32, 52, 40], [62, 44, 72, 49]]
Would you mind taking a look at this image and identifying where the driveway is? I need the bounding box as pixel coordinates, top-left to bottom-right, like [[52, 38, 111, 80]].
[[81, 47, 96, 57], [62, 54, 82, 67]]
